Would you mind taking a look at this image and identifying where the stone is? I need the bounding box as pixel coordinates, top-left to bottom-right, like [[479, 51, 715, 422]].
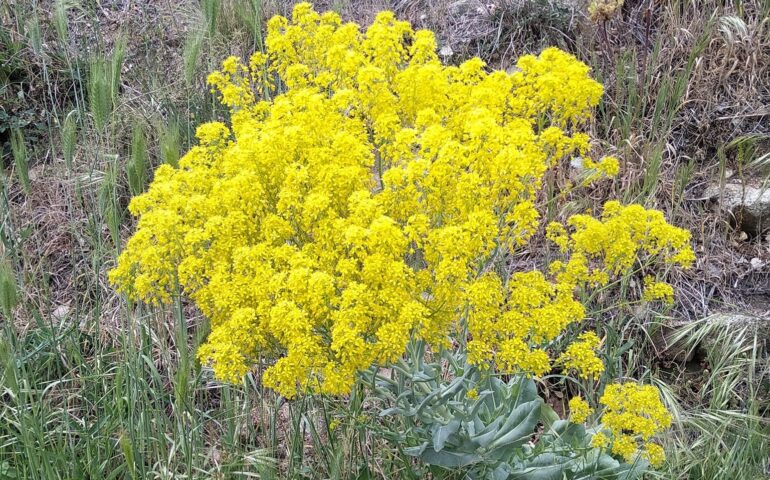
[[703, 181, 770, 235], [52, 304, 70, 321]]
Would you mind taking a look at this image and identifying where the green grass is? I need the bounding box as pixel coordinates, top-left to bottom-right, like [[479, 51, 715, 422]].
[[1, 0, 768, 478], [655, 318, 770, 479], [9, 128, 30, 194], [0, 305, 277, 478]]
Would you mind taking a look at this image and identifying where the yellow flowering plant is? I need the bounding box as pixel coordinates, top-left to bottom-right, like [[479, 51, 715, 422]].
[[110, 3, 692, 476]]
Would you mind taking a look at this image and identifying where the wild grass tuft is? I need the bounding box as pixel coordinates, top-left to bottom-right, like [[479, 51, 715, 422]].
[[0, 258, 18, 321], [221, 0, 266, 50], [87, 39, 124, 133], [159, 118, 181, 168], [52, 0, 72, 45], [110, 36, 126, 102], [25, 13, 43, 56], [655, 318, 770, 479], [201, 0, 221, 37], [61, 110, 77, 172], [10, 128, 30, 194], [126, 123, 148, 197], [183, 30, 205, 86], [87, 56, 113, 133], [99, 153, 122, 249]]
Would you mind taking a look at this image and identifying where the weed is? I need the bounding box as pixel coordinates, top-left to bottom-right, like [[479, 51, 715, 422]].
[[61, 110, 77, 172], [0, 258, 17, 321], [183, 30, 205, 86], [126, 123, 147, 197], [10, 128, 30, 194], [159, 118, 180, 168], [87, 56, 113, 133]]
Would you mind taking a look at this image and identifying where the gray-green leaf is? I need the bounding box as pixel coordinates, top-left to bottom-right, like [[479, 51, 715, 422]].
[[432, 419, 462, 452]]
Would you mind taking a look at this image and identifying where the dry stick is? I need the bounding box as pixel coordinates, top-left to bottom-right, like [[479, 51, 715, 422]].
[[640, 2, 654, 83], [600, 20, 612, 65]]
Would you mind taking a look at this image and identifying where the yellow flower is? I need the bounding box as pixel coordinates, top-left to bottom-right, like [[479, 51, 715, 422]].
[[600, 383, 672, 440], [328, 419, 341, 431], [642, 276, 675, 304], [591, 431, 609, 448], [466, 388, 479, 400], [568, 396, 593, 424], [598, 156, 620, 176], [195, 122, 230, 145], [643, 442, 665, 468], [582, 155, 620, 181], [109, 3, 695, 400], [546, 201, 695, 300], [546, 222, 570, 252], [559, 331, 605, 379], [611, 434, 637, 463], [598, 383, 672, 468]]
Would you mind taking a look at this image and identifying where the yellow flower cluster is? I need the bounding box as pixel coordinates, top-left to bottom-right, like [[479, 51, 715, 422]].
[[642, 275, 675, 304], [568, 396, 593, 424], [547, 201, 694, 294], [465, 272, 585, 376], [582, 156, 620, 180], [109, 3, 693, 399], [596, 383, 672, 467], [559, 331, 604, 379]]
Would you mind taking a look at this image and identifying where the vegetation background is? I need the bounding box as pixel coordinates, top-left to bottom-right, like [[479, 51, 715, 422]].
[[0, 0, 768, 478]]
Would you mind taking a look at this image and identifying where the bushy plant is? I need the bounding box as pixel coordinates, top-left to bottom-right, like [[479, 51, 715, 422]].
[[110, 3, 694, 477]]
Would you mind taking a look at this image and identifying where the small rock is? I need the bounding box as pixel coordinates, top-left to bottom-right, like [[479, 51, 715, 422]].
[[439, 45, 453, 58], [751, 257, 764, 269], [703, 181, 770, 236], [52, 304, 70, 320], [28, 165, 45, 182]]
